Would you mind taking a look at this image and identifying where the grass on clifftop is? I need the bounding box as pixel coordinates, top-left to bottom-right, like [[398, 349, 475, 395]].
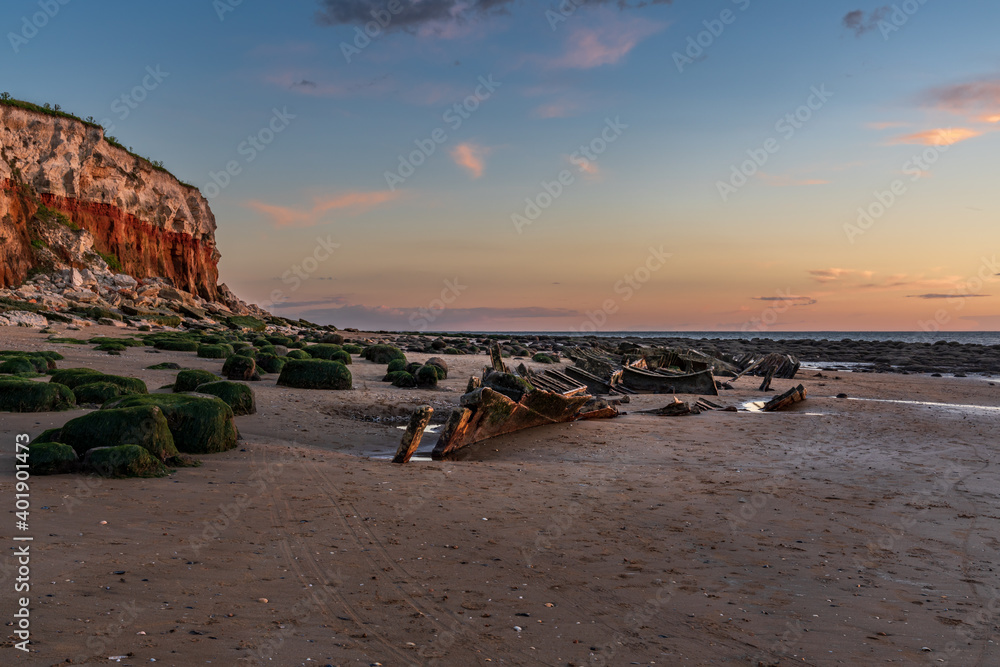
[[1, 93, 196, 189]]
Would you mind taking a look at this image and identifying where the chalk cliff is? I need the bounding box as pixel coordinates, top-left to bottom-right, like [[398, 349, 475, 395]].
[[0, 103, 220, 299]]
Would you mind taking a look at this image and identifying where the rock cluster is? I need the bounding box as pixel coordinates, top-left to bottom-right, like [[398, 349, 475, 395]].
[[0, 265, 265, 329]]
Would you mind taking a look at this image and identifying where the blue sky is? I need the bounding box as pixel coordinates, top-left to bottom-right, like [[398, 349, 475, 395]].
[[3, 0, 999, 331]]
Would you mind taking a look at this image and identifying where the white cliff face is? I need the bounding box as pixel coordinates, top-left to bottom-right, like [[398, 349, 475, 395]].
[[0, 103, 221, 298], [0, 104, 216, 242]]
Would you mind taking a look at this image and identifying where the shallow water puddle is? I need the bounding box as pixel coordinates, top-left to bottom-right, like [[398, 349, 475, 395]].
[[845, 396, 1000, 413], [742, 397, 1000, 415]]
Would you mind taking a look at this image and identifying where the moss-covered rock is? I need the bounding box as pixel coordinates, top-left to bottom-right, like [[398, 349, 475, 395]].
[[304, 344, 343, 359], [0, 356, 35, 374], [31, 427, 63, 445], [194, 381, 256, 416], [174, 369, 221, 393], [147, 362, 182, 370], [28, 442, 78, 475], [415, 365, 440, 387], [277, 359, 352, 390], [104, 394, 239, 454], [50, 368, 147, 395], [286, 349, 310, 360], [443, 347, 462, 355], [267, 335, 293, 346], [0, 377, 76, 412], [60, 406, 178, 460], [223, 354, 259, 381], [197, 343, 234, 359], [532, 353, 555, 364], [342, 343, 363, 355], [320, 333, 345, 345], [386, 371, 416, 388], [74, 381, 124, 405], [84, 445, 168, 478], [426, 357, 449, 379], [386, 358, 407, 373], [227, 315, 266, 332], [404, 362, 423, 375], [256, 354, 286, 374], [153, 338, 200, 352], [362, 344, 406, 364]]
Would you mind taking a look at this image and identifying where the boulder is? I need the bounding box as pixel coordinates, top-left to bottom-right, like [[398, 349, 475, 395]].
[[277, 359, 352, 390], [1, 311, 48, 327], [194, 380, 256, 416], [28, 442, 78, 475], [223, 354, 259, 381], [73, 381, 124, 405], [60, 405, 178, 459], [0, 378, 76, 412], [104, 394, 239, 454], [84, 445, 168, 478], [50, 368, 147, 394], [174, 369, 221, 393]]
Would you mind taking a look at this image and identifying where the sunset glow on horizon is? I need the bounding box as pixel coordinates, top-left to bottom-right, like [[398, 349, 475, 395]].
[[5, 0, 998, 332]]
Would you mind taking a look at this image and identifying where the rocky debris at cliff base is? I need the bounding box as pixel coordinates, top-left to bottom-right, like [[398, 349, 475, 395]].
[[0, 267, 283, 332]]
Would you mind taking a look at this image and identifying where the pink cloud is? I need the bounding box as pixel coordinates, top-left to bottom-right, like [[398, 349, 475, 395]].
[[889, 127, 982, 146], [450, 143, 490, 179], [550, 17, 665, 70], [922, 79, 1000, 118], [247, 191, 400, 228], [533, 101, 579, 119]]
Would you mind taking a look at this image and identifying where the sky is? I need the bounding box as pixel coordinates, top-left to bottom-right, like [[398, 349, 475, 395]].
[[2, 0, 999, 332]]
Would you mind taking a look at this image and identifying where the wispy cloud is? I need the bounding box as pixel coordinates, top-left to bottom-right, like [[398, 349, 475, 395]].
[[752, 295, 817, 306], [533, 100, 579, 119], [549, 17, 665, 70], [314, 0, 673, 32], [888, 127, 982, 146], [450, 142, 490, 179], [907, 293, 991, 299], [920, 78, 1000, 121], [247, 190, 400, 228], [842, 7, 890, 37], [809, 268, 864, 283], [265, 71, 393, 98]]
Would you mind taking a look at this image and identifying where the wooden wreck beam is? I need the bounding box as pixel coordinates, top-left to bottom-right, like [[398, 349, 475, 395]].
[[392, 405, 434, 464]]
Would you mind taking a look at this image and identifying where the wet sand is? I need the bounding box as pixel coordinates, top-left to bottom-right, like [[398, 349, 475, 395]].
[[1, 326, 999, 666]]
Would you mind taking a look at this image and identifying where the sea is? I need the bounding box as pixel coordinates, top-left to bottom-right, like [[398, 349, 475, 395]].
[[471, 331, 1000, 346]]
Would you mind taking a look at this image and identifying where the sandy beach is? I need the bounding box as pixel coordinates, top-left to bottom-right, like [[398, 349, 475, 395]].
[[1, 326, 999, 666]]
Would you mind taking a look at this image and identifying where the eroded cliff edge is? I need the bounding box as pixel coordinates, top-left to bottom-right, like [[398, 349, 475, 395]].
[[0, 103, 220, 299]]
